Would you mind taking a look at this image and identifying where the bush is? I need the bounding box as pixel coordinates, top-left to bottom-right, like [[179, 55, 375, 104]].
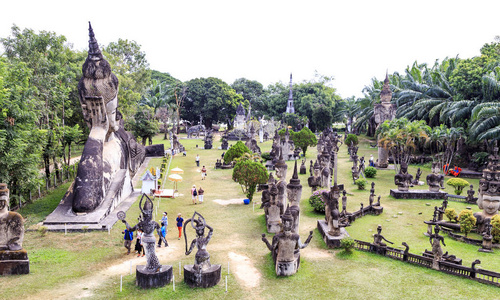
[[340, 237, 355, 253], [38, 226, 48, 237], [445, 208, 458, 222], [364, 166, 377, 178], [261, 152, 271, 161], [355, 178, 367, 190], [224, 141, 251, 164], [446, 178, 469, 195], [232, 159, 268, 201], [345, 134, 359, 146], [491, 215, 500, 243], [308, 189, 328, 213], [458, 209, 476, 237]]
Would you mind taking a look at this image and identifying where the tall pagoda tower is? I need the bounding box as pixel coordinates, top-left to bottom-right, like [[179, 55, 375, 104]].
[[286, 73, 295, 114]]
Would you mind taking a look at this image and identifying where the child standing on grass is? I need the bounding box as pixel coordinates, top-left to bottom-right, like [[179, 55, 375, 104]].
[[176, 213, 184, 240]]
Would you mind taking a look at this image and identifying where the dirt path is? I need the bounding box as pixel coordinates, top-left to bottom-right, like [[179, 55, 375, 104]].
[[31, 243, 184, 300]]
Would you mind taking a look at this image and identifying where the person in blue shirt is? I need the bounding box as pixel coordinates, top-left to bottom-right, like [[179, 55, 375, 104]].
[[176, 213, 184, 240], [122, 228, 133, 254], [158, 222, 168, 247]]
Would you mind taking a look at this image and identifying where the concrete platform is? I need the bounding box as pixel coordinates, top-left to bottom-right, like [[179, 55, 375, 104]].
[[390, 189, 447, 199], [317, 220, 349, 249]]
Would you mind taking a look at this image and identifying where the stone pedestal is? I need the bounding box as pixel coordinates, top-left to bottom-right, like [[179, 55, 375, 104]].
[[276, 255, 300, 276], [390, 189, 447, 200], [377, 147, 389, 168], [317, 220, 349, 248], [184, 264, 221, 288], [136, 265, 172, 289], [0, 249, 29, 275]]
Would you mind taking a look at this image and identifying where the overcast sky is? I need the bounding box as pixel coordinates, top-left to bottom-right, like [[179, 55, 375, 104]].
[[1, 1, 500, 98]]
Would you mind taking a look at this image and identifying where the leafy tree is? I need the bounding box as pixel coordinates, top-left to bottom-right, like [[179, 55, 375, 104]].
[[312, 105, 332, 131], [223, 141, 251, 164], [104, 39, 151, 119], [344, 134, 359, 146], [184, 77, 244, 128], [445, 208, 458, 222], [291, 127, 317, 156], [458, 209, 476, 237], [231, 78, 265, 117], [130, 107, 159, 145], [282, 113, 308, 130], [232, 159, 268, 201]]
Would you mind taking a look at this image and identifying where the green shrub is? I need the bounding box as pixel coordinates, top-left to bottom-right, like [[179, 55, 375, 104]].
[[458, 209, 476, 237], [445, 208, 458, 222], [491, 214, 500, 242], [472, 152, 489, 167], [340, 237, 355, 253], [261, 152, 271, 161], [232, 159, 268, 201], [345, 134, 359, 146], [224, 141, 251, 164], [364, 166, 377, 178], [38, 226, 48, 237], [308, 189, 328, 213], [446, 178, 469, 195], [355, 178, 367, 190]]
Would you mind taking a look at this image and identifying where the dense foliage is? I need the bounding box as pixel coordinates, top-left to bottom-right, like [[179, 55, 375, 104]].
[[223, 141, 251, 164], [446, 178, 470, 195], [445, 208, 458, 222], [491, 214, 500, 242], [355, 178, 367, 190], [232, 159, 268, 201], [458, 209, 476, 237], [309, 189, 328, 213], [364, 166, 377, 178]]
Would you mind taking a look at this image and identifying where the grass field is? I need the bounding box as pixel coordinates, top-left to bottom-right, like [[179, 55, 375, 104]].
[[3, 133, 499, 299]]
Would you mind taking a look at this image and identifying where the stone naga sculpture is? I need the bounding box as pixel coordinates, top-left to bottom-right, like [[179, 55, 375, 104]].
[[262, 207, 313, 276], [71, 22, 145, 213]]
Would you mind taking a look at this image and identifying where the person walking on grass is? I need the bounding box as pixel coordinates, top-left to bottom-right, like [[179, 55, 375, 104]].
[[201, 165, 207, 180], [198, 186, 204, 204], [158, 222, 168, 248], [176, 213, 184, 240], [195, 154, 200, 167], [122, 227, 133, 254], [135, 229, 145, 257], [191, 185, 198, 204]]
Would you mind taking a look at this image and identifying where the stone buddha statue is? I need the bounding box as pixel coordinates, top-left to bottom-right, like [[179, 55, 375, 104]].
[[287, 161, 302, 234], [394, 162, 413, 191], [261, 207, 313, 276], [266, 183, 283, 233], [0, 184, 24, 251], [426, 162, 444, 192], [274, 151, 288, 208], [70, 23, 145, 213], [307, 160, 322, 192]]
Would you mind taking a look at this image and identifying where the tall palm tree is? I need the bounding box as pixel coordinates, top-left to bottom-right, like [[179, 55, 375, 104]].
[[140, 79, 171, 115]]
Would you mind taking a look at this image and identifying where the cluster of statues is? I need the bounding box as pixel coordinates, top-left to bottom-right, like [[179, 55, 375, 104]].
[[203, 130, 213, 149], [266, 129, 296, 170], [244, 123, 261, 155], [307, 128, 343, 192]]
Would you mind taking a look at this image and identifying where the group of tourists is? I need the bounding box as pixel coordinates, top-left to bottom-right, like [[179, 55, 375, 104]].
[[122, 211, 186, 254]]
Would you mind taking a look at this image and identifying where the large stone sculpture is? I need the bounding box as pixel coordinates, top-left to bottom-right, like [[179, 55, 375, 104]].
[[120, 194, 171, 288], [183, 212, 221, 288], [426, 162, 444, 192], [394, 162, 413, 191], [307, 160, 321, 192], [0, 184, 29, 275], [317, 184, 350, 248], [245, 123, 261, 154], [374, 73, 396, 168], [429, 225, 446, 270], [266, 183, 284, 233], [262, 207, 313, 276], [274, 151, 288, 208], [287, 161, 302, 234], [474, 144, 500, 232]]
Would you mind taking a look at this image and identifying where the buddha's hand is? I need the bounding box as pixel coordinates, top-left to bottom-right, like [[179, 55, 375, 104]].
[[86, 96, 109, 141]]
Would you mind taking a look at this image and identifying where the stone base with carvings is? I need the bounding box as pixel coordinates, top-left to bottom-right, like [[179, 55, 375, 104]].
[[136, 265, 172, 289], [184, 264, 221, 288]]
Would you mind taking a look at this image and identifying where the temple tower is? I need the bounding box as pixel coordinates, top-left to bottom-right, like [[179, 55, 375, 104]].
[[286, 73, 295, 114]]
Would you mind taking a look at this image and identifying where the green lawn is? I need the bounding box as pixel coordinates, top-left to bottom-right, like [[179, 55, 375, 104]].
[[4, 133, 499, 300]]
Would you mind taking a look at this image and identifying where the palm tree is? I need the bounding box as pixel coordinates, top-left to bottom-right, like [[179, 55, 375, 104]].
[[340, 96, 361, 133], [140, 79, 171, 116]]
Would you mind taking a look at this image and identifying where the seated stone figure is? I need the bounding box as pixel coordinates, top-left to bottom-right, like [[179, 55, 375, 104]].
[[71, 23, 145, 213], [0, 183, 29, 275], [426, 162, 444, 192], [261, 207, 313, 276], [394, 162, 413, 191], [0, 184, 24, 251]]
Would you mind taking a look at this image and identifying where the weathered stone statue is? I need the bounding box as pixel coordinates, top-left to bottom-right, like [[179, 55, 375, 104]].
[[373, 225, 393, 247], [307, 160, 321, 192], [261, 173, 276, 212], [203, 130, 213, 149], [171, 128, 185, 154], [275, 151, 288, 208], [426, 163, 444, 192], [466, 184, 476, 203], [220, 132, 229, 150], [429, 225, 446, 270], [262, 207, 313, 276], [183, 211, 221, 288], [287, 161, 302, 234], [0, 184, 29, 275], [374, 73, 396, 168], [267, 183, 284, 233], [394, 162, 413, 191], [479, 221, 493, 253], [413, 167, 422, 185], [309, 160, 314, 177], [245, 123, 261, 154], [61, 23, 146, 214], [299, 159, 307, 175], [324, 187, 341, 236], [234, 103, 247, 130], [120, 194, 171, 288], [474, 145, 500, 232]]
